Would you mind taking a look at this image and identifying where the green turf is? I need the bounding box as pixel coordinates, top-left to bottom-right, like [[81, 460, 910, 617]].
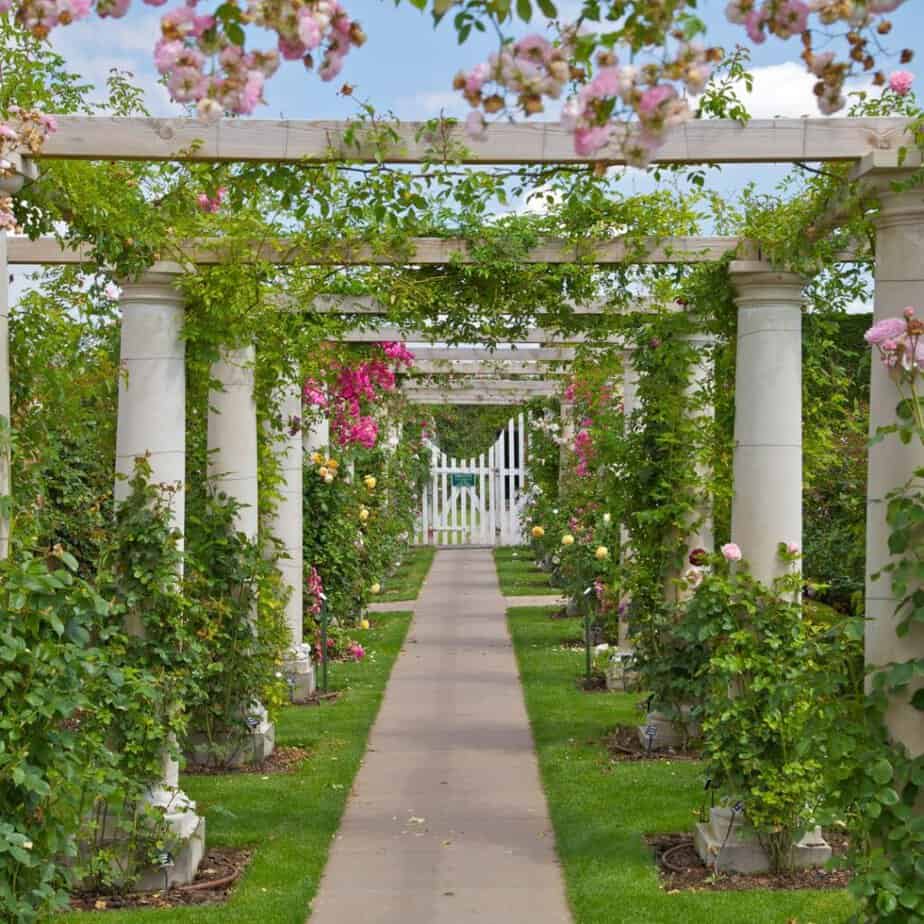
[[493, 546, 560, 596], [61, 611, 413, 924], [377, 546, 436, 602], [507, 605, 856, 924]]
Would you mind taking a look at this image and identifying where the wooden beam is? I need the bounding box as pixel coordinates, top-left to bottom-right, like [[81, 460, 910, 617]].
[[5, 235, 743, 266], [337, 327, 619, 344], [30, 116, 913, 165], [407, 347, 576, 361], [410, 360, 569, 374], [405, 393, 537, 405], [403, 379, 557, 394]]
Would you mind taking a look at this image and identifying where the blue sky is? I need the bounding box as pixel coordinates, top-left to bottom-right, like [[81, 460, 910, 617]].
[[48, 0, 924, 124]]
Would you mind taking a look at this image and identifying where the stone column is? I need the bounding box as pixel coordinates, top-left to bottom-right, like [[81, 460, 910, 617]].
[[674, 332, 716, 591], [0, 230, 9, 559], [115, 269, 204, 888], [558, 398, 575, 488], [303, 413, 330, 457], [206, 344, 275, 762], [264, 378, 314, 702], [617, 349, 639, 647], [863, 166, 924, 758], [729, 263, 804, 585]]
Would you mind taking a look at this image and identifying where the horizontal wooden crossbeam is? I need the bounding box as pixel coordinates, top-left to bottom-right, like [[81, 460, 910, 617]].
[[337, 327, 620, 344], [4, 235, 745, 266], [410, 360, 569, 374], [26, 116, 913, 165], [407, 347, 576, 361]]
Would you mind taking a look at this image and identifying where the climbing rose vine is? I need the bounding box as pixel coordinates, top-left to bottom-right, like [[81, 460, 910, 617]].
[[0, 106, 57, 229], [2, 0, 364, 118], [302, 341, 414, 449]]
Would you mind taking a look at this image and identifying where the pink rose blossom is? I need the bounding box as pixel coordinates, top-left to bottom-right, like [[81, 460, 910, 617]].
[[721, 542, 742, 562], [889, 70, 914, 96]]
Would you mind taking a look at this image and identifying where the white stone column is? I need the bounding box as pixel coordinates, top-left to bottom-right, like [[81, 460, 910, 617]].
[[729, 263, 803, 585], [206, 344, 275, 760], [559, 398, 575, 487], [303, 413, 330, 457], [683, 333, 716, 556], [863, 167, 924, 758], [264, 378, 314, 702], [115, 269, 204, 888], [0, 231, 10, 559], [618, 349, 639, 647]]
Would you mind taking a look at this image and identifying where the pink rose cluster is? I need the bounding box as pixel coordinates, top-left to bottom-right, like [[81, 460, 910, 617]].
[[0, 107, 58, 231], [574, 418, 594, 477], [196, 185, 227, 213], [455, 32, 573, 140], [347, 642, 365, 661], [726, 0, 911, 116], [889, 70, 914, 96], [865, 307, 924, 376], [306, 564, 324, 617], [302, 341, 413, 449], [457, 28, 713, 166], [379, 340, 416, 365], [4, 0, 362, 117]]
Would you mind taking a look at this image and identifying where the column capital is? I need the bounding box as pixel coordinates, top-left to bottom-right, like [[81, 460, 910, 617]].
[[728, 261, 805, 308], [118, 265, 185, 308]]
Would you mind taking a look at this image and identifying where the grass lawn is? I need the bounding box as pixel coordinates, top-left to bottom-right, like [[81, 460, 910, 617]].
[[377, 546, 436, 602], [62, 611, 413, 924], [507, 604, 856, 924], [494, 546, 560, 596]]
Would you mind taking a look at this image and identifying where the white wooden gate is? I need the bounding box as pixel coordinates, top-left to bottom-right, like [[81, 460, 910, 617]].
[[417, 413, 528, 547]]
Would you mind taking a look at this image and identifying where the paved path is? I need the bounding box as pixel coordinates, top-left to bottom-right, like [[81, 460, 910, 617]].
[[309, 548, 572, 924]]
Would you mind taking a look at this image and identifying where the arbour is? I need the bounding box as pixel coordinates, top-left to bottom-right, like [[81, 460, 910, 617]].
[[1, 109, 922, 910]]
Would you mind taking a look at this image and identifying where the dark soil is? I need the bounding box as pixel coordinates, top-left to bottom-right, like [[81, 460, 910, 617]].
[[577, 673, 608, 692], [184, 745, 310, 776], [647, 833, 851, 892], [604, 724, 701, 762], [69, 847, 251, 911]]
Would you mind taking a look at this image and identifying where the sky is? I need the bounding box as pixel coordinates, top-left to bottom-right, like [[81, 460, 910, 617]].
[[11, 0, 924, 308]]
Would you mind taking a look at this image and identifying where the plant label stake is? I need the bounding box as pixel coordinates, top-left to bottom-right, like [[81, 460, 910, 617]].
[[319, 593, 329, 695]]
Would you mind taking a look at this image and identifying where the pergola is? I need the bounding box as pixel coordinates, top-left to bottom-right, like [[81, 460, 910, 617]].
[[1, 115, 919, 885]]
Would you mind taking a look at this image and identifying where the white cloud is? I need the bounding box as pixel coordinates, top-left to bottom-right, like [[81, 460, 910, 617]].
[[729, 61, 872, 119], [400, 89, 468, 118]]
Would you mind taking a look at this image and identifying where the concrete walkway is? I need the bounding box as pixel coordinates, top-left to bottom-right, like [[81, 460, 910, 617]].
[[308, 548, 572, 924]]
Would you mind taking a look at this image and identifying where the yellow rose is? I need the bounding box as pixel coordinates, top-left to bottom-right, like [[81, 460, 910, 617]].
[[595, 545, 609, 561], [363, 475, 377, 490], [310, 452, 322, 464], [561, 534, 574, 546], [359, 507, 370, 522], [327, 459, 339, 470], [324, 473, 334, 484], [360, 618, 371, 630], [370, 582, 381, 595], [531, 525, 545, 539]]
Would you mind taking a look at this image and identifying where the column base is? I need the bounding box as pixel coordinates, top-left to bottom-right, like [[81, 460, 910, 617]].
[[694, 807, 831, 874], [604, 650, 638, 691], [637, 708, 700, 751], [285, 644, 316, 703], [79, 788, 205, 891], [185, 709, 276, 769]]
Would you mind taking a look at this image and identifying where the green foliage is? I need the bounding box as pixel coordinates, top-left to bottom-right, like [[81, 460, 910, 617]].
[[183, 488, 289, 768], [0, 551, 110, 921], [427, 405, 511, 459]]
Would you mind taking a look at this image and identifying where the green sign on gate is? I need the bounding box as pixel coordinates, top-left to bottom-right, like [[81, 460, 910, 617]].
[[450, 473, 476, 487]]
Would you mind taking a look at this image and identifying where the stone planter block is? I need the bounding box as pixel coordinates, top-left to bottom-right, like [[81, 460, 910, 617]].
[[637, 708, 700, 751], [694, 807, 831, 874]]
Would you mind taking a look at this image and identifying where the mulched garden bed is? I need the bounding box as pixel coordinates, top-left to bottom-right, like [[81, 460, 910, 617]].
[[647, 832, 851, 892], [604, 724, 701, 762], [577, 673, 608, 692], [185, 745, 310, 776], [69, 847, 252, 911]]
